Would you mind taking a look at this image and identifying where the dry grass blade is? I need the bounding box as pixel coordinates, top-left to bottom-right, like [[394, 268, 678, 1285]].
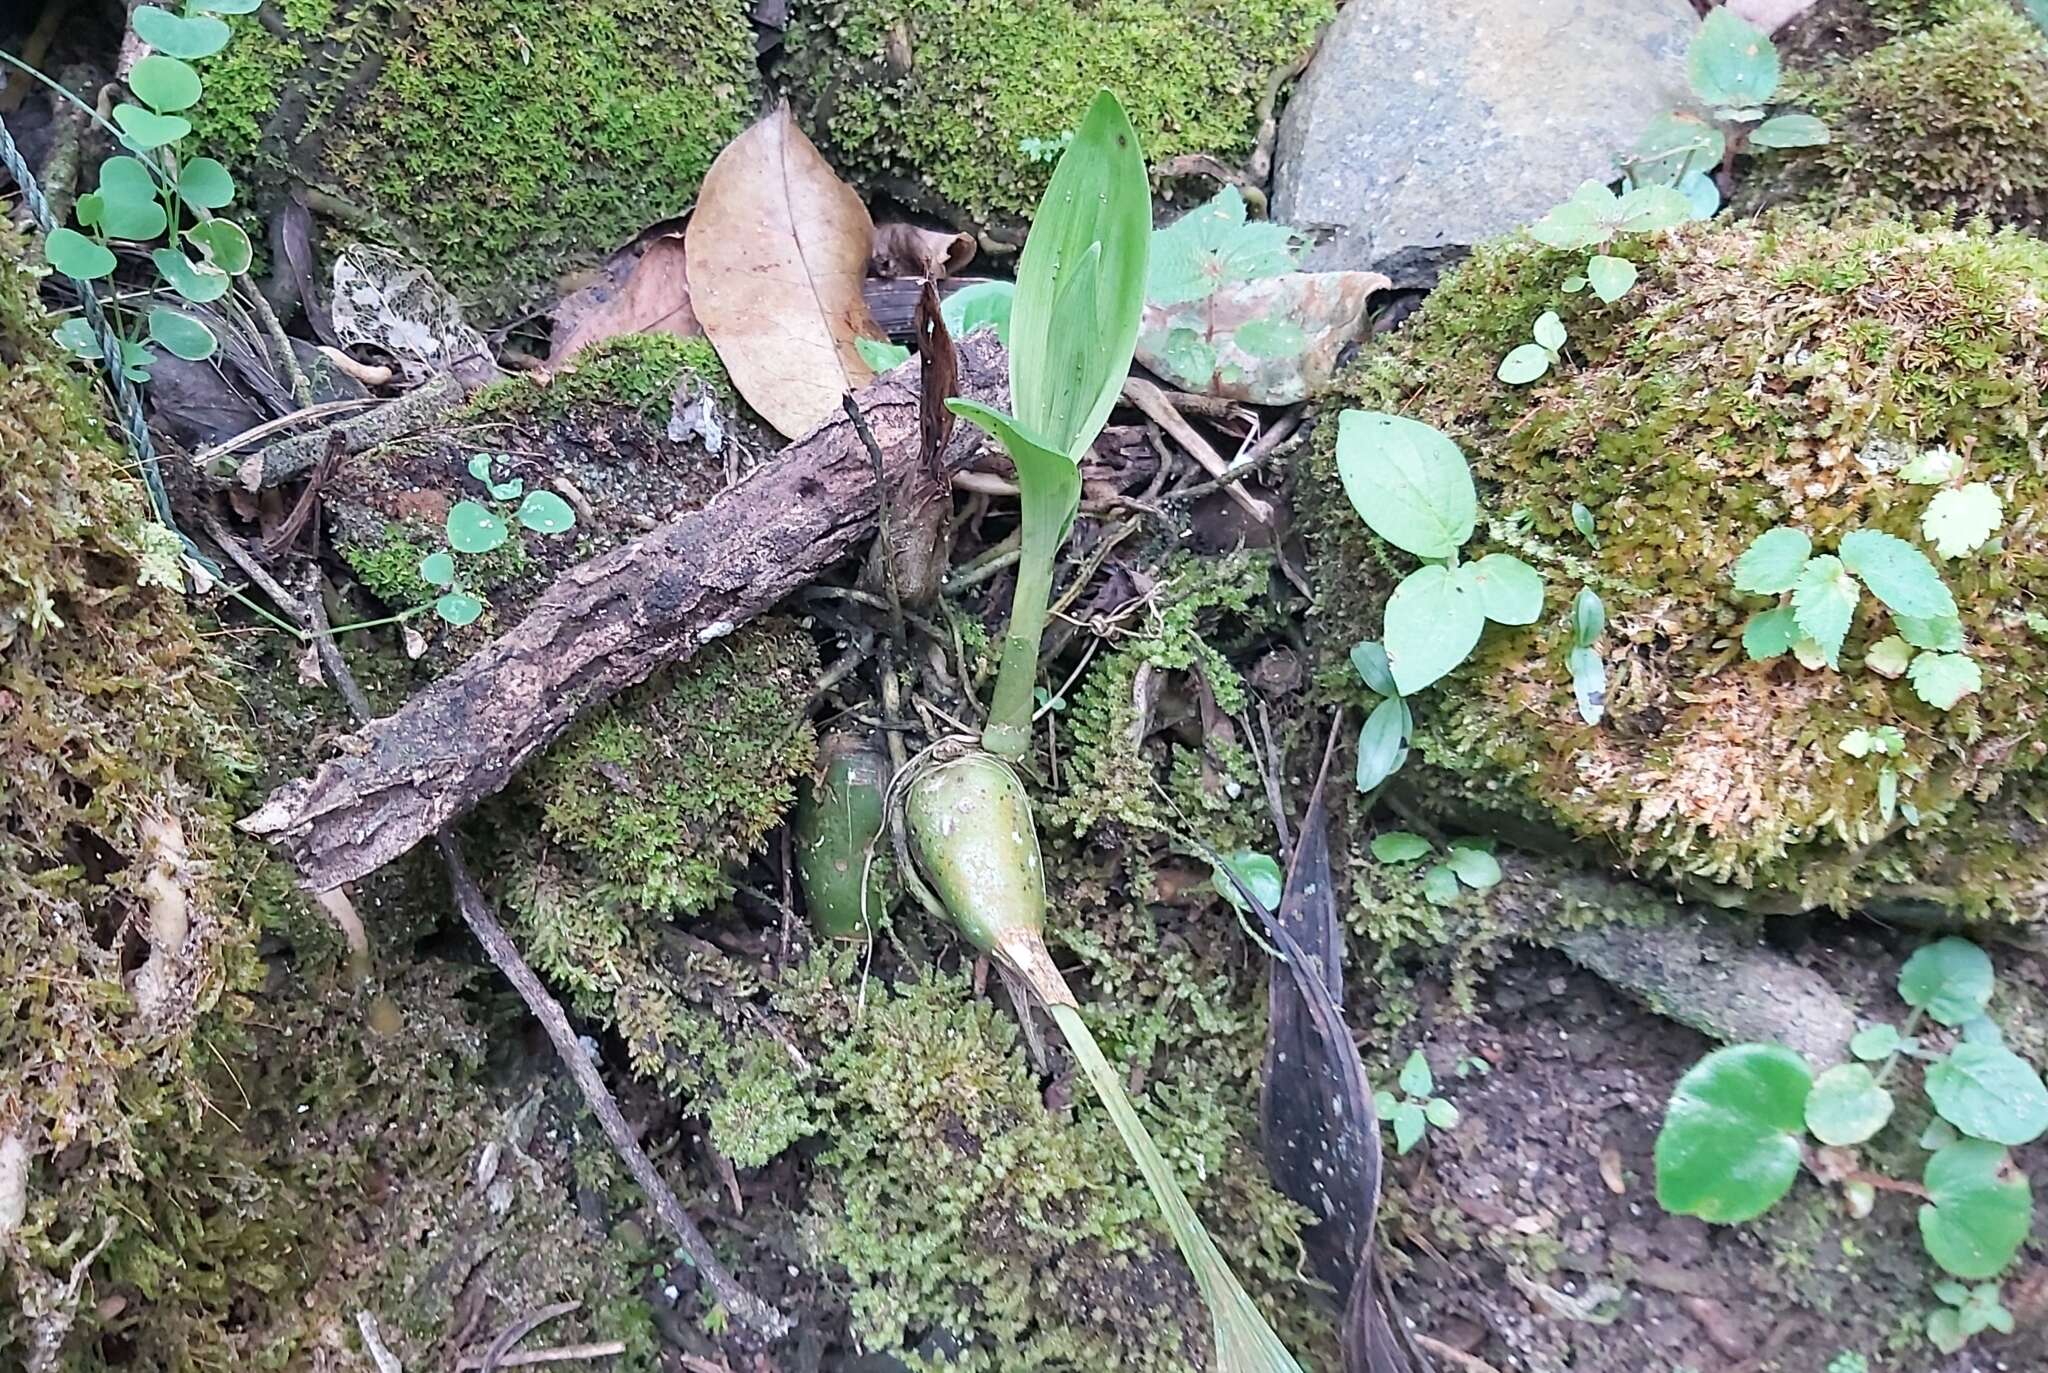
[[687, 101, 882, 438]]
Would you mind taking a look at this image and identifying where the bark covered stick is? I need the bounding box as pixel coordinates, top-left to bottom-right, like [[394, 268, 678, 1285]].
[[242, 333, 1006, 892]]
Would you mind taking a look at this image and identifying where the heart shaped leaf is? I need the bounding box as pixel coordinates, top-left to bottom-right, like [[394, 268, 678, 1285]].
[[131, 5, 231, 59], [1689, 6, 1780, 108], [1925, 1044, 2048, 1146], [515, 489, 577, 534], [1804, 1063, 1893, 1146], [446, 501, 508, 554], [186, 218, 252, 275], [1919, 1139, 2031, 1279], [1900, 939, 1994, 1026], [1461, 552, 1544, 625], [130, 54, 202, 112], [112, 102, 192, 150], [146, 306, 216, 361], [1655, 1043, 1811, 1223], [45, 228, 116, 280]]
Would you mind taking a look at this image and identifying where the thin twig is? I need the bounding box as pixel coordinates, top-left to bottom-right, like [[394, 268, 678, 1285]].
[[1120, 377, 1274, 525], [454, 1341, 627, 1371]]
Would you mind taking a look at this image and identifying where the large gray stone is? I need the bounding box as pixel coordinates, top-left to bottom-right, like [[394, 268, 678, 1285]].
[[1273, 0, 1697, 284]]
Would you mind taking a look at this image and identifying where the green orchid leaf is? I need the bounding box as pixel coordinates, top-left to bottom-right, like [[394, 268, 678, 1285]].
[[146, 306, 215, 360], [1925, 1044, 2048, 1145], [1689, 6, 1781, 107], [129, 54, 202, 112], [1910, 651, 1982, 710], [45, 227, 117, 280], [177, 157, 236, 211], [1918, 1139, 2031, 1280], [1749, 112, 1829, 148], [854, 335, 912, 372], [1838, 528, 1957, 620], [1900, 939, 1995, 1026], [1655, 1043, 1812, 1223], [1791, 554, 1858, 668], [1804, 1063, 1894, 1146], [1572, 501, 1597, 545], [446, 500, 509, 554], [1384, 563, 1485, 695], [1571, 586, 1607, 647], [1333, 410, 1477, 560], [1731, 526, 1811, 595], [1354, 695, 1410, 794], [130, 5, 231, 59], [1008, 90, 1150, 459], [1568, 643, 1607, 725], [1370, 831, 1432, 865], [515, 489, 577, 534]]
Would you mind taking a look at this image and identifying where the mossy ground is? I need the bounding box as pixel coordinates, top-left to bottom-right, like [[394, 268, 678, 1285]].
[[1754, 0, 2048, 228], [191, 0, 757, 317], [1303, 213, 2048, 905], [781, 0, 1333, 230]]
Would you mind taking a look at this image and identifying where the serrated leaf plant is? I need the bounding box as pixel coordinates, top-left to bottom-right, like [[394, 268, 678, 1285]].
[[1334, 411, 1545, 697], [1730, 522, 1977, 711], [1654, 939, 2044, 1352], [29, 0, 267, 380]]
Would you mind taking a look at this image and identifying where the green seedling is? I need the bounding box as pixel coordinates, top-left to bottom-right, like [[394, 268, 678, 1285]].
[[1568, 588, 1608, 726], [1370, 830, 1503, 907], [899, 92, 1307, 1373], [1334, 412, 1545, 696], [416, 454, 578, 625], [1899, 444, 2007, 561], [1826, 1353, 1869, 1373], [1374, 1050, 1460, 1154], [1655, 939, 2045, 1352], [1622, 8, 1828, 219], [1732, 524, 1978, 709], [1927, 1280, 2014, 1353], [1496, 309, 1567, 384], [1527, 179, 1693, 315], [1347, 640, 1412, 794], [29, 0, 265, 379], [1838, 724, 1920, 826]]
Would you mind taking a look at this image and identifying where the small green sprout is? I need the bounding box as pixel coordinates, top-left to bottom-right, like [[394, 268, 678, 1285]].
[[1348, 640, 1412, 794], [1655, 938, 2046, 1337], [1370, 831, 1503, 907], [1568, 588, 1607, 726], [1825, 1353, 1869, 1373], [1375, 1050, 1460, 1155], [1927, 1280, 2014, 1353], [1496, 309, 1567, 384], [1333, 412, 1544, 696], [1839, 724, 1919, 825], [416, 454, 579, 626]]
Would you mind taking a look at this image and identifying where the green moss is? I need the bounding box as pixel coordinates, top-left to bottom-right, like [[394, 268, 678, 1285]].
[[193, 0, 757, 317], [526, 621, 818, 914], [469, 333, 733, 422], [340, 524, 438, 609], [1759, 1, 2048, 226], [1052, 551, 1275, 841], [782, 0, 1333, 228], [1303, 214, 2048, 903]]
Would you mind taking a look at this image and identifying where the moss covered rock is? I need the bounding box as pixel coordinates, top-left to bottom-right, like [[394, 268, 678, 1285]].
[[1753, 0, 2048, 227], [781, 0, 1332, 231], [1303, 213, 2048, 906], [193, 0, 758, 316]]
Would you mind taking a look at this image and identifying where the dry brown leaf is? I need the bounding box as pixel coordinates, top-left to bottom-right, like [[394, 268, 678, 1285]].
[[549, 229, 700, 362], [1136, 269, 1390, 405], [870, 222, 975, 280], [687, 103, 881, 439]]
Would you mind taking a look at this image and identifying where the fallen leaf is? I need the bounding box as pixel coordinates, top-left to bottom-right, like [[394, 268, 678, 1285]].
[[1138, 268, 1388, 404], [549, 229, 699, 362], [687, 103, 881, 439], [1598, 1142, 1627, 1196], [913, 278, 957, 474], [870, 221, 975, 280]]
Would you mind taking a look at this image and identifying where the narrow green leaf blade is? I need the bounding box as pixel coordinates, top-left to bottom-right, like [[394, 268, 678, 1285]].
[[1354, 695, 1410, 793]]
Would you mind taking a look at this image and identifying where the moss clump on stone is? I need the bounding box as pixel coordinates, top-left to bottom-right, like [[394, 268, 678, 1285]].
[[526, 621, 818, 914], [782, 0, 1333, 229], [1303, 213, 2048, 903], [193, 0, 757, 316], [1759, 1, 2048, 226]]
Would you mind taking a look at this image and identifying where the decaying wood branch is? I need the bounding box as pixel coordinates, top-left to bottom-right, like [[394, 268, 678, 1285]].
[[243, 333, 1006, 892]]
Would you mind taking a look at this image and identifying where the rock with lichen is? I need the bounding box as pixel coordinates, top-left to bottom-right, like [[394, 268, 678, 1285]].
[[1746, 0, 2048, 227], [780, 0, 1333, 235], [1302, 212, 2048, 910], [190, 0, 758, 318]]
